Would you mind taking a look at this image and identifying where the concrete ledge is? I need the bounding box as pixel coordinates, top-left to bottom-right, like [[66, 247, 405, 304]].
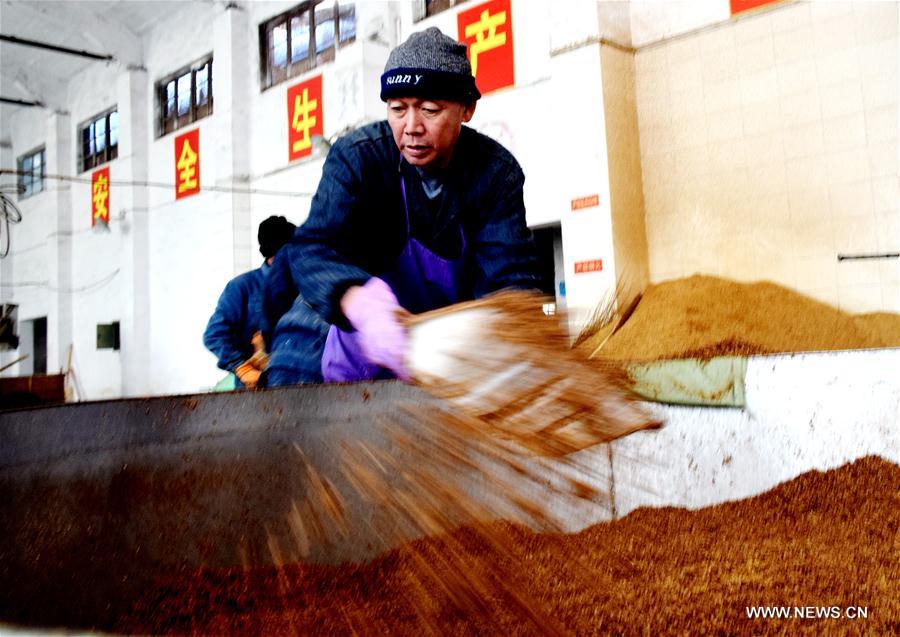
[[564, 348, 899, 528]]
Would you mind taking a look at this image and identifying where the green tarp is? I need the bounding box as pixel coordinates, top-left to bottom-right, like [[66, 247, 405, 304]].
[[212, 373, 237, 392], [625, 356, 747, 407]]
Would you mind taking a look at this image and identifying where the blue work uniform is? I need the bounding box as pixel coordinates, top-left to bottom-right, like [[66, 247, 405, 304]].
[[261, 247, 330, 386], [203, 264, 268, 387], [263, 120, 542, 385]]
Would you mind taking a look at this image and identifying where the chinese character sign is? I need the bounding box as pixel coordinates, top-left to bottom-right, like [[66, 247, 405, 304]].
[[730, 0, 781, 15], [91, 167, 110, 227], [457, 0, 515, 96], [174, 129, 201, 199], [574, 259, 603, 274], [288, 75, 324, 162], [571, 194, 600, 211]]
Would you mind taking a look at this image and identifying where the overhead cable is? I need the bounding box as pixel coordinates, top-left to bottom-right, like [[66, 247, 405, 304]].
[[0, 170, 314, 198]]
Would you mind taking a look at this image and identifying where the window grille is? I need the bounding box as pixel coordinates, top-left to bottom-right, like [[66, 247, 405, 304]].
[[80, 109, 118, 173], [156, 56, 213, 137], [260, 2, 355, 90], [17, 147, 46, 200]]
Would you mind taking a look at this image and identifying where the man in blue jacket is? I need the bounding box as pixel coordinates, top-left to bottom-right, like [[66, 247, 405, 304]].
[[203, 215, 296, 389], [265, 27, 540, 385]]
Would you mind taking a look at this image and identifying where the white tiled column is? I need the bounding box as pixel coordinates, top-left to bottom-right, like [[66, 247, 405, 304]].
[[550, 43, 618, 337], [213, 4, 253, 276], [0, 143, 16, 372], [46, 111, 73, 375], [117, 68, 152, 396]]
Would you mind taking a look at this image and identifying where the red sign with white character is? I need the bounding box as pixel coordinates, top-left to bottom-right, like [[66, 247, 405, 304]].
[[458, 0, 515, 96], [288, 75, 324, 162], [91, 167, 110, 227], [174, 129, 200, 199]]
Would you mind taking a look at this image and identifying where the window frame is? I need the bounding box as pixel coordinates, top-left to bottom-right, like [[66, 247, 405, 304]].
[[16, 146, 46, 201], [415, 0, 471, 22], [259, 1, 356, 91], [78, 108, 119, 174], [155, 55, 214, 138]]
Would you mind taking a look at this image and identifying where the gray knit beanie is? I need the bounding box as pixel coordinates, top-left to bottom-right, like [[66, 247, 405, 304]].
[[381, 27, 481, 103]]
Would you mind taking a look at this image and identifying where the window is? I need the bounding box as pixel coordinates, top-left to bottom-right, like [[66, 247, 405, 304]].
[[157, 56, 213, 137], [80, 109, 119, 173], [260, 2, 356, 90], [417, 0, 471, 20], [17, 147, 46, 200]]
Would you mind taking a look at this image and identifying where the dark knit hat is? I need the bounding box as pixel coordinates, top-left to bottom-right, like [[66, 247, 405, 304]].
[[258, 215, 296, 258], [381, 27, 481, 103]]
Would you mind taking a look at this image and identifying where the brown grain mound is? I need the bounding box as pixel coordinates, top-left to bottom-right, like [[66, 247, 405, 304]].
[[110, 455, 899, 636], [590, 275, 900, 360]]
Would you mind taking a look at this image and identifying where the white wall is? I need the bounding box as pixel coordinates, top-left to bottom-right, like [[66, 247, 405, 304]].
[[4, 110, 54, 332], [0, 144, 14, 371], [0, 1, 393, 397], [67, 63, 128, 396]]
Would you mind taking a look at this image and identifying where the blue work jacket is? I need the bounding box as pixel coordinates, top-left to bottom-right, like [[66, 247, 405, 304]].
[[261, 249, 329, 386], [265, 121, 541, 384], [203, 264, 268, 374], [263, 120, 542, 383]]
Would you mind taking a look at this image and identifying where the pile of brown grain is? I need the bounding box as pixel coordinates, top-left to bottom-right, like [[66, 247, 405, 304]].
[[587, 275, 900, 361], [110, 455, 898, 636]]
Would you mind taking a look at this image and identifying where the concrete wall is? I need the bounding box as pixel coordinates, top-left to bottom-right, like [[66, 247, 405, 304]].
[[601, 44, 650, 301], [551, 348, 900, 531]]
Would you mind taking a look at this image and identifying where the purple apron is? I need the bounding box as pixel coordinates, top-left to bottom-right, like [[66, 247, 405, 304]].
[[321, 176, 466, 382]]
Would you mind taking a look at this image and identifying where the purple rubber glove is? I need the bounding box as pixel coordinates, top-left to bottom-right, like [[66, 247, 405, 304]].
[[341, 277, 411, 381]]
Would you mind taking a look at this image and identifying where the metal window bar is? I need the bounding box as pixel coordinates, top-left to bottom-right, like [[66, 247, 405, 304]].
[[315, 2, 336, 64], [107, 112, 118, 163], [313, 3, 319, 54], [334, 2, 340, 44], [338, 3, 356, 44], [206, 60, 214, 117]]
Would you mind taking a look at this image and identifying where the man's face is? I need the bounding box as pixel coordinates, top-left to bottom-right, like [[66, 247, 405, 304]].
[[387, 97, 476, 172]]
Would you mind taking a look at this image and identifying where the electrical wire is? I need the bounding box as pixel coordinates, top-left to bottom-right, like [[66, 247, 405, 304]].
[[0, 190, 23, 258], [0, 268, 120, 294], [0, 168, 313, 259], [51, 268, 120, 293], [0, 169, 315, 198]]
